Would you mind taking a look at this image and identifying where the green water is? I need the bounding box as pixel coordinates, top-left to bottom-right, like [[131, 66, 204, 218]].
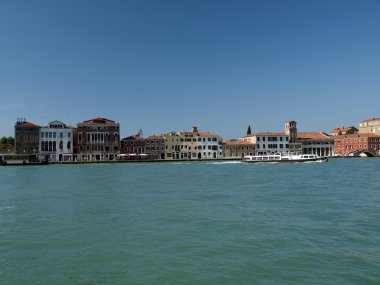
[[1, 159, 379, 284]]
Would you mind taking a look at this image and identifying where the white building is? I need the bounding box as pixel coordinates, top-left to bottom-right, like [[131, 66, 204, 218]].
[[195, 130, 223, 159], [241, 132, 289, 155], [39, 121, 74, 161]]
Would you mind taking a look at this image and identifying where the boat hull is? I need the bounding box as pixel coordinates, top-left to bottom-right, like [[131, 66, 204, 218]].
[[242, 157, 328, 163]]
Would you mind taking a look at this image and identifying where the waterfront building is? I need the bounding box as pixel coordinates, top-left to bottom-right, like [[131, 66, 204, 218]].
[[297, 132, 335, 157], [39, 120, 73, 161], [221, 141, 255, 158], [14, 118, 40, 156], [164, 126, 222, 159], [329, 126, 358, 136], [334, 133, 380, 156], [241, 133, 289, 155], [358, 118, 380, 135], [77, 117, 120, 161], [121, 134, 146, 154], [145, 135, 165, 159], [163, 131, 181, 159]]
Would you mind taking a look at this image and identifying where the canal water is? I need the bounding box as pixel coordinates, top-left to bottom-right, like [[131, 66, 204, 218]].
[[1, 159, 379, 284]]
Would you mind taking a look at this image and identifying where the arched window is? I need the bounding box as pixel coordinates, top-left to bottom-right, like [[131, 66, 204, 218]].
[[41, 142, 44, 151], [59, 141, 63, 150], [45, 141, 48, 151], [53, 141, 56, 151], [67, 141, 71, 150], [48, 141, 52, 151], [92, 133, 94, 141], [79, 133, 82, 142]]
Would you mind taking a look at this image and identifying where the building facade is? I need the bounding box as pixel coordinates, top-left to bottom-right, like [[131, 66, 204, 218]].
[[241, 133, 289, 155], [297, 132, 335, 157], [221, 141, 255, 158], [39, 120, 74, 161], [334, 133, 380, 156], [164, 126, 222, 159], [145, 135, 165, 159], [120, 135, 146, 155], [77, 117, 120, 161], [14, 118, 40, 156], [358, 118, 380, 135]]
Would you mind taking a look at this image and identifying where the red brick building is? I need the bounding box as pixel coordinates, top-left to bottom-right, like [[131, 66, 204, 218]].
[[334, 133, 380, 156], [145, 135, 165, 159], [77, 117, 120, 161], [120, 134, 146, 156]]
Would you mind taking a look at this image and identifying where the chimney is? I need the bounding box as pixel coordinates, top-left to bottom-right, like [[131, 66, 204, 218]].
[[192, 126, 198, 133]]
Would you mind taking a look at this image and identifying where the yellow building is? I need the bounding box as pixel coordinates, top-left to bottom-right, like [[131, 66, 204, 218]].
[[164, 126, 223, 160], [221, 141, 255, 159], [358, 118, 380, 135]]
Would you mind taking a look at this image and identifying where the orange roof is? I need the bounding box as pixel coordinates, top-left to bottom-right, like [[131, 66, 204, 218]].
[[198, 132, 219, 137], [330, 126, 358, 134], [147, 135, 164, 140], [81, 117, 117, 125], [15, 121, 40, 127], [297, 132, 332, 140], [360, 117, 380, 123], [222, 141, 255, 146], [242, 132, 286, 137], [121, 135, 144, 141], [334, 133, 380, 139]]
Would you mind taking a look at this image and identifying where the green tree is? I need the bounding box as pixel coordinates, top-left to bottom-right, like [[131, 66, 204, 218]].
[[247, 125, 252, 135], [346, 130, 355, 135], [7, 137, 15, 145], [0, 136, 7, 144]]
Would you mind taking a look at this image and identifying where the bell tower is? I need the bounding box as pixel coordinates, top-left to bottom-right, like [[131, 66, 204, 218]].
[[285, 121, 297, 143]]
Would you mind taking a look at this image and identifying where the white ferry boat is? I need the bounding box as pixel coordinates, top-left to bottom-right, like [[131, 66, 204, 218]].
[[242, 153, 328, 163]]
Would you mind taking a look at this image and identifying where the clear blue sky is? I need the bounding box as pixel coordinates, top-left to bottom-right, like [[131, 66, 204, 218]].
[[0, 0, 379, 139]]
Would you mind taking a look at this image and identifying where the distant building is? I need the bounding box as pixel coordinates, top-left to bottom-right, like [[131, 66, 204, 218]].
[[164, 131, 181, 159], [163, 126, 223, 159], [329, 126, 358, 136], [39, 120, 74, 161], [358, 118, 380, 135], [285, 121, 302, 154], [334, 133, 380, 156], [241, 132, 289, 155], [14, 118, 40, 155], [145, 135, 165, 159], [297, 132, 335, 157], [221, 141, 255, 159], [77, 117, 120, 161], [121, 134, 146, 154]]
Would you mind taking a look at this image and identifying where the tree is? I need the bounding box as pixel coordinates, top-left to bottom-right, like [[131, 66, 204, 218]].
[[247, 125, 252, 135], [338, 130, 342, 135], [0, 137, 7, 144]]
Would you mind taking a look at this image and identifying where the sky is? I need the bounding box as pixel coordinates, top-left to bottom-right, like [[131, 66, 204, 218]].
[[0, 0, 379, 140]]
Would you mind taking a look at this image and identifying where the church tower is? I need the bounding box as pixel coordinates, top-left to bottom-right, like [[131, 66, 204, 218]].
[[285, 121, 297, 143]]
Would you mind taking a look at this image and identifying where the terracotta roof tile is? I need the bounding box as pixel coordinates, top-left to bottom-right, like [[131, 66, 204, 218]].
[[15, 121, 40, 127], [297, 132, 332, 140], [242, 132, 286, 137], [81, 117, 117, 125], [360, 117, 380, 123], [334, 133, 380, 139]]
